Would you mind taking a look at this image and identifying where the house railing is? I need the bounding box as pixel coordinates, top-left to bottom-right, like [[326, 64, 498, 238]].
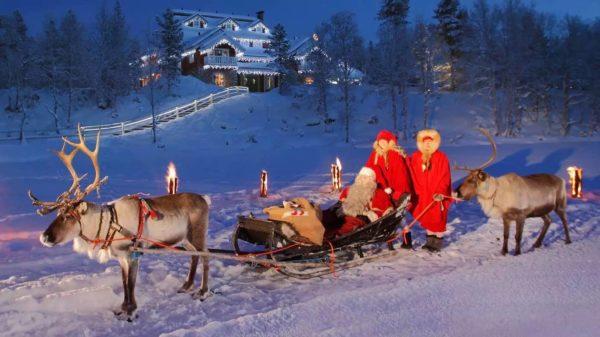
[[0, 86, 249, 141], [205, 55, 238, 67]]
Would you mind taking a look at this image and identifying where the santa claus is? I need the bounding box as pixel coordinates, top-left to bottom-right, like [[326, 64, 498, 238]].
[[408, 129, 452, 252]]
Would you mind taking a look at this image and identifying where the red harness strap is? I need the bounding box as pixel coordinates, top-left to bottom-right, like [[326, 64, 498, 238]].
[[132, 195, 159, 247]]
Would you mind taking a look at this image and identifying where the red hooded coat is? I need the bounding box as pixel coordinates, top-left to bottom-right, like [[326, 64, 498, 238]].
[[365, 130, 413, 217], [409, 150, 452, 232]]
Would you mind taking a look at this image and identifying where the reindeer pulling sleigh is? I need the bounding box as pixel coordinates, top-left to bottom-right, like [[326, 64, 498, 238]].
[[29, 126, 412, 320]]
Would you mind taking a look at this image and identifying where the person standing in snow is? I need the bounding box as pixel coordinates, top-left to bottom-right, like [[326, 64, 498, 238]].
[[407, 129, 452, 252], [364, 130, 413, 220]]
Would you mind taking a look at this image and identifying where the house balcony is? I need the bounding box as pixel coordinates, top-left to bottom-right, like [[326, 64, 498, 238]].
[[204, 55, 238, 68]]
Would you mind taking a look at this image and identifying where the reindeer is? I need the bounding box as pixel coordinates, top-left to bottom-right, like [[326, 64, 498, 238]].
[[454, 129, 572, 256], [29, 126, 211, 321]]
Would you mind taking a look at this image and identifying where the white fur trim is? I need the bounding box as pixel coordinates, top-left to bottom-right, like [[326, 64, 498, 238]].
[[365, 211, 379, 222], [97, 249, 111, 264], [358, 167, 376, 178], [384, 188, 392, 194]]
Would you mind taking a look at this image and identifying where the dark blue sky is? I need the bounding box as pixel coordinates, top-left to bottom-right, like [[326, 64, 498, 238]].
[[1, 0, 599, 41]]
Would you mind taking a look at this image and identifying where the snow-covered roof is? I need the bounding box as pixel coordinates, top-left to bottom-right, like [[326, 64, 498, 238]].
[[184, 29, 246, 55]]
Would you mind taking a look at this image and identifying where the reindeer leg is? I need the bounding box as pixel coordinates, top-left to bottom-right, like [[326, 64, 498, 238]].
[[556, 209, 571, 244], [126, 257, 139, 320], [115, 256, 138, 322], [501, 218, 510, 256], [192, 254, 210, 301], [533, 215, 551, 248], [178, 241, 199, 293], [514, 217, 525, 256]]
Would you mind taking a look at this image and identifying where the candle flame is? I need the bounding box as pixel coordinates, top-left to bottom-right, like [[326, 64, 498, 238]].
[[336, 157, 342, 170], [166, 162, 177, 182]]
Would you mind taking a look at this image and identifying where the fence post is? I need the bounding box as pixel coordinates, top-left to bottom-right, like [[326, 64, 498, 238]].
[[209, 94, 213, 105], [121, 122, 125, 135], [175, 106, 179, 118], [194, 99, 198, 111]]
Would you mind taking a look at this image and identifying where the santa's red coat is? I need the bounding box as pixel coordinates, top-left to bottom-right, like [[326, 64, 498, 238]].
[[408, 151, 452, 232], [365, 148, 413, 217]]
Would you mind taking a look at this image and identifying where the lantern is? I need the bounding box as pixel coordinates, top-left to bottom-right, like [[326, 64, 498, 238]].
[[567, 166, 582, 198], [260, 170, 268, 198], [331, 157, 342, 192], [166, 162, 178, 195]]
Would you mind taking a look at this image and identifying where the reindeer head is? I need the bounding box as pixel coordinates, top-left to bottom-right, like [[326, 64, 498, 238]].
[[29, 125, 107, 247], [454, 128, 497, 200]]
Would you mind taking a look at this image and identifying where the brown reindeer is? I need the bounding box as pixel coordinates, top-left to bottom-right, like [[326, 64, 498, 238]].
[[29, 126, 211, 321], [454, 129, 571, 256]]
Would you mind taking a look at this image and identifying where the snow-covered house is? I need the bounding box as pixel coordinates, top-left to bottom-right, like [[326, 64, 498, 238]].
[[175, 10, 279, 92], [288, 34, 319, 84]]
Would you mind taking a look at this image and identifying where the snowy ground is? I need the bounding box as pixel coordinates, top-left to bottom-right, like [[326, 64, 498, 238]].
[[0, 82, 599, 336]]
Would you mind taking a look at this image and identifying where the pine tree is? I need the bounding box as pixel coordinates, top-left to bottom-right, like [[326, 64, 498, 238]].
[[434, 0, 465, 90], [306, 27, 332, 120], [412, 17, 436, 129], [377, 0, 411, 139], [59, 10, 87, 124], [37, 17, 62, 132], [156, 8, 183, 94], [2, 11, 32, 112], [266, 24, 298, 94]]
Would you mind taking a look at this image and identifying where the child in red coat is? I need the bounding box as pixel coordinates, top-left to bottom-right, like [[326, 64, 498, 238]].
[[408, 129, 452, 251]]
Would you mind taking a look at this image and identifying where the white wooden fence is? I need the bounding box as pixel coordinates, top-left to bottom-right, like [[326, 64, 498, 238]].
[[0, 86, 249, 141]]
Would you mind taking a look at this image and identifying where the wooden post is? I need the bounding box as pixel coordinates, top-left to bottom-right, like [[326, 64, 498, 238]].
[[175, 106, 179, 118], [121, 122, 125, 135], [260, 170, 268, 198]]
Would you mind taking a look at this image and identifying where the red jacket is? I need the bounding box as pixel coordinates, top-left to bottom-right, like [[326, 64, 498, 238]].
[[408, 151, 452, 232]]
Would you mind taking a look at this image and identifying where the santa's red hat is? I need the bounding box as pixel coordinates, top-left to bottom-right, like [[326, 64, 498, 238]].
[[375, 130, 397, 143]]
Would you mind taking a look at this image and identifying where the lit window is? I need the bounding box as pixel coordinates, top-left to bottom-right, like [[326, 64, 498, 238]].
[[214, 73, 225, 87]]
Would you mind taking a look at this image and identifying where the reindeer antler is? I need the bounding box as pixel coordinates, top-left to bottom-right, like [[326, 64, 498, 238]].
[[28, 125, 107, 215], [452, 128, 497, 172], [62, 124, 108, 199]]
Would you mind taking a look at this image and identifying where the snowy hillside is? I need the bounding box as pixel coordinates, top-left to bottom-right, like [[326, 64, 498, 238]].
[[0, 81, 599, 337]]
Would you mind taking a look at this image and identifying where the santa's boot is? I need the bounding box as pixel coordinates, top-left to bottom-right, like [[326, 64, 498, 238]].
[[400, 231, 413, 249], [422, 235, 439, 252], [433, 236, 444, 251]]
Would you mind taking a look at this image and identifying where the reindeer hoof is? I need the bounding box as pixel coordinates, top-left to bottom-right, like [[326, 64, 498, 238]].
[[192, 289, 212, 301], [501, 249, 508, 256], [113, 310, 138, 322], [532, 242, 541, 249], [177, 285, 194, 293], [514, 251, 521, 256], [565, 239, 572, 245]]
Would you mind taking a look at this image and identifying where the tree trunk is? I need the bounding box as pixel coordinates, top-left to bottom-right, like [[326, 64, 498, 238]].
[[151, 84, 157, 144], [561, 73, 571, 136], [344, 82, 350, 143], [401, 82, 408, 141], [390, 86, 397, 133], [19, 111, 26, 143]]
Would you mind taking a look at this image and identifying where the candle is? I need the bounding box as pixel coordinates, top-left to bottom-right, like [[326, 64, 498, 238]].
[[331, 157, 342, 192], [260, 170, 268, 198], [567, 166, 582, 198], [166, 162, 178, 195]]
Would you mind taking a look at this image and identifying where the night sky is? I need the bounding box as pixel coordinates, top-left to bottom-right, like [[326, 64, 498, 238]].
[[1, 0, 599, 41]]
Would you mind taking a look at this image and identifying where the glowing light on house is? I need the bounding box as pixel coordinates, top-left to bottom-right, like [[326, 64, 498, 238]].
[[567, 166, 582, 198], [166, 162, 179, 195]]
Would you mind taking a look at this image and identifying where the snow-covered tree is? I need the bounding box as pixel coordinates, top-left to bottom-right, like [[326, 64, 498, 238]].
[[322, 12, 364, 143], [266, 24, 298, 94], [156, 8, 183, 94], [434, 0, 466, 91]]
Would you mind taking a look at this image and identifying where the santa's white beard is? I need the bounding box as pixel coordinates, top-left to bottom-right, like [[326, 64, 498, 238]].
[[342, 178, 376, 217]]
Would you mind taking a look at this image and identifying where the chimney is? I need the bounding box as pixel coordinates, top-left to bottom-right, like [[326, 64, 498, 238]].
[[256, 10, 265, 21]]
